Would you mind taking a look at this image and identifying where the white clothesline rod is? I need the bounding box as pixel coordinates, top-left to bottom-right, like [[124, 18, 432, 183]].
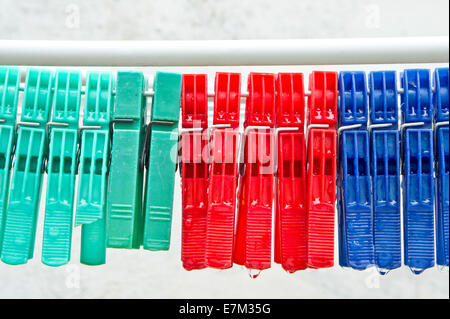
[[0, 37, 448, 66]]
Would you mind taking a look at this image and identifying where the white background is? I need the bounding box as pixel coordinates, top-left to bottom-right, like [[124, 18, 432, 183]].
[[0, 0, 449, 299]]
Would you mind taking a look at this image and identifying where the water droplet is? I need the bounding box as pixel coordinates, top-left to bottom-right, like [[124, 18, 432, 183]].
[[247, 268, 261, 279]]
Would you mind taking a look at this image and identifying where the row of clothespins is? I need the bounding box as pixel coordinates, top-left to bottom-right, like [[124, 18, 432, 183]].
[[0, 66, 448, 277], [0, 67, 182, 266], [179, 69, 449, 276]]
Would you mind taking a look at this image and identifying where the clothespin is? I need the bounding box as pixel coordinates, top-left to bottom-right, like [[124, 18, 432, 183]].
[[433, 67, 449, 267], [206, 72, 241, 269], [369, 71, 402, 274], [305, 71, 338, 269], [142, 72, 182, 251], [401, 69, 435, 274], [106, 72, 146, 249], [42, 70, 82, 266], [75, 72, 114, 265], [1, 68, 54, 265], [337, 71, 375, 270], [0, 66, 21, 255], [180, 74, 209, 270], [234, 72, 276, 273], [274, 73, 307, 273]]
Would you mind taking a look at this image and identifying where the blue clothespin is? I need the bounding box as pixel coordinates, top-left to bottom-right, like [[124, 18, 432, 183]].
[[338, 71, 374, 270], [434, 67, 449, 267], [401, 69, 435, 274], [369, 71, 401, 274]]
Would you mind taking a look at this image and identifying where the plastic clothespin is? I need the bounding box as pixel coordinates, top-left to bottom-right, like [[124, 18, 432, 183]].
[[205, 72, 241, 269], [142, 71, 182, 251], [107, 72, 146, 249], [401, 69, 435, 274], [75, 72, 114, 266], [180, 74, 209, 270], [305, 71, 338, 269], [1, 68, 54, 265], [0, 66, 21, 255], [42, 70, 82, 266], [234, 73, 276, 272], [274, 73, 307, 273], [369, 71, 401, 274], [433, 67, 449, 267], [337, 71, 374, 271]]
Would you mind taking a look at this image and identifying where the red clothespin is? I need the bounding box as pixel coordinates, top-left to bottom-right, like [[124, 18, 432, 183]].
[[205, 72, 241, 269], [234, 73, 276, 272], [274, 73, 307, 273], [306, 71, 338, 269], [180, 74, 209, 270]]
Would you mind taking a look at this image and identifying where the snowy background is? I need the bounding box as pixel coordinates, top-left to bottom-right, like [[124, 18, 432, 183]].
[[0, 0, 449, 299]]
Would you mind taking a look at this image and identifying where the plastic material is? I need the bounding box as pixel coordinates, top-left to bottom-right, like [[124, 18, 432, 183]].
[[338, 130, 374, 270], [434, 67, 449, 267], [403, 129, 435, 274], [306, 71, 338, 269], [434, 67, 449, 123], [206, 72, 241, 269], [371, 130, 401, 273], [0, 66, 21, 255], [435, 127, 449, 266], [181, 74, 208, 270], [274, 73, 307, 273], [143, 71, 182, 251], [401, 69, 433, 126], [107, 72, 146, 249], [338, 71, 368, 127], [75, 72, 114, 265], [369, 71, 398, 128], [307, 71, 338, 128], [42, 70, 82, 266], [234, 73, 275, 271], [1, 68, 53, 265]]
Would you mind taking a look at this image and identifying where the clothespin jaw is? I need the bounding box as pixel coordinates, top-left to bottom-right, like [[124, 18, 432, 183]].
[[205, 72, 241, 269], [338, 71, 368, 128], [76, 71, 114, 265], [0, 66, 21, 254], [371, 130, 401, 273], [369, 71, 399, 129], [307, 71, 338, 129], [401, 69, 433, 127], [107, 71, 146, 249], [42, 70, 82, 266], [1, 68, 54, 265], [274, 73, 307, 273], [143, 71, 182, 251], [434, 67, 449, 123], [234, 73, 276, 271], [402, 129, 435, 274], [180, 74, 208, 270], [305, 71, 338, 269]]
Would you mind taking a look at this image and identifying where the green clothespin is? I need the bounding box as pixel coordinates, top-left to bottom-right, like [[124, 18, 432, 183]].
[[0, 66, 21, 255], [1, 68, 54, 265], [107, 72, 146, 249], [142, 72, 182, 251], [42, 70, 82, 266], [75, 71, 113, 265]]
